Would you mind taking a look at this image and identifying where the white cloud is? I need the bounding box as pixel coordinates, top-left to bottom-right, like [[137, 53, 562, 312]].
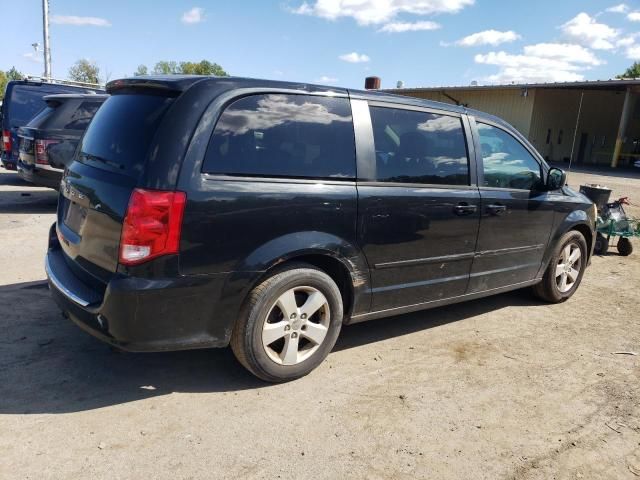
[[626, 45, 640, 59], [315, 75, 339, 84], [453, 29, 520, 47], [339, 52, 370, 63], [50, 15, 111, 27], [561, 13, 619, 50], [23, 52, 43, 63], [607, 3, 629, 13], [290, 0, 474, 26], [182, 7, 205, 24], [378, 21, 441, 33], [628, 11, 640, 21], [475, 43, 603, 84]]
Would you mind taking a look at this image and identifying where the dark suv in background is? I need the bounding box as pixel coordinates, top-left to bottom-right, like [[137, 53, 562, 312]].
[[45, 76, 596, 382], [18, 94, 108, 189], [1, 79, 102, 170]]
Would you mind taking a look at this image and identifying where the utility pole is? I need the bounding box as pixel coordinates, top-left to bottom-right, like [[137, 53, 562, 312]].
[[42, 0, 52, 80]]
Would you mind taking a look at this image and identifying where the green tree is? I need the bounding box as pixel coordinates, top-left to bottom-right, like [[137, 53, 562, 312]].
[[153, 61, 180, 75], [617, 62, 640, 79], [134, 64, 148, 76], [151, 60, 228, 76], [0, 67, 24, 99], [68, 59, 100, 84], [179, 60, 228, 76]]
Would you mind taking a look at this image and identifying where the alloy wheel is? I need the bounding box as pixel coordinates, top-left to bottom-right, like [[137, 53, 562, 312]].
[[555, 242, 582, 293], [261, 286, 331, 365]]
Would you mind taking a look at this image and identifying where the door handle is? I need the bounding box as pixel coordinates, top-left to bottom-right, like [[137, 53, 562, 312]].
[[454, 203, 477, 216], [486, 203, 507, 216]]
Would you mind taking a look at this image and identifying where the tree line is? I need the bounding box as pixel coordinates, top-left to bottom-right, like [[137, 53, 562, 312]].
[[65, 59, 228, 85], [0, 59, 228, 99]]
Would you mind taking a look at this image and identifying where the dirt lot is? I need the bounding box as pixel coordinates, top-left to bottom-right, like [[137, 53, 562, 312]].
[[0, 168, 638, 480]]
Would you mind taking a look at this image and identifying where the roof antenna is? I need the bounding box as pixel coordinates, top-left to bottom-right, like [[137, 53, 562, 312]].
[[567, 91, 584, 180]]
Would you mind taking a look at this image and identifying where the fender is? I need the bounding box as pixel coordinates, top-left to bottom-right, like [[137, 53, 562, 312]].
[[211, 232, 372, 343], [537, 209, 595, 277]]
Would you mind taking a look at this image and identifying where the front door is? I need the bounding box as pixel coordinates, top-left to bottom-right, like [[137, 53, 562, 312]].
[[357, 103, 481, 311], [468, 119, 555, 293]]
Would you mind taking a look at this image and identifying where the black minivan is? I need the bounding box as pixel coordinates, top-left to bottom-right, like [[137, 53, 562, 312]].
[[46, 76, 596, 382]]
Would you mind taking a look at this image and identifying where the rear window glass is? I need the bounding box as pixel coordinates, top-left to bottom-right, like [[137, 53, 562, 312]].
[[202, 94, 355, 180], [61, 101, 103, 131], [7, 86, 49, 128], [26, 106, 55, 128], [78, 94, 173, 177]]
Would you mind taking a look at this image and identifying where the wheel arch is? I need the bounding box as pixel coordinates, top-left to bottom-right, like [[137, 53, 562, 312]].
[[216, 232, 372, 344]]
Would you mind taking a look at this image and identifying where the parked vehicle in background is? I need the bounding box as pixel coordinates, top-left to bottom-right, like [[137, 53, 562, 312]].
[[17, 94, 108, 189], [1, 79, 103, 170], [45, 76, 596, 382]]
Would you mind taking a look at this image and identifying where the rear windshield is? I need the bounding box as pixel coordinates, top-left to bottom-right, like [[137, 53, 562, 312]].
[[39, 100, 104, 131], [77, 93, 173, 177], [7, 86, 50, 128], [26, 106, 56, 128], [5, 84, 101, 129]]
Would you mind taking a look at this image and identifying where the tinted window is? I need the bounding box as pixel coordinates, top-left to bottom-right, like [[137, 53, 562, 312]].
[[6, 85, 99, 129], [203, 94, 355, 180], [370, 107, 469, 185], [26, 106, 56, 128], [477, 123, 541, 190], [63, 101, 103, 131], [78, 94, 173, 177], [7, 86, 49, 128]]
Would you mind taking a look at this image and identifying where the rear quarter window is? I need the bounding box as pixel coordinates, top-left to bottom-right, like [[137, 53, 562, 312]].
[[202, 94, 356, 180], [77, 94, 173, 177]]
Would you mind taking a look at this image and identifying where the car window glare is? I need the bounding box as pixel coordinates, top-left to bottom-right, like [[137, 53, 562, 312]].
[[370, 107, 470, 186], [203, 94, 356, 180], [477, 122, 541, 190]]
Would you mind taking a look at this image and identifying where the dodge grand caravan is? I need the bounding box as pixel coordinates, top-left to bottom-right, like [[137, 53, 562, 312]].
[[46, 76, 596, 382]]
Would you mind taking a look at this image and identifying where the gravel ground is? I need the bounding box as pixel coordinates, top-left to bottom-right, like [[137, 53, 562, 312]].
[[0, 168, 638, 480]]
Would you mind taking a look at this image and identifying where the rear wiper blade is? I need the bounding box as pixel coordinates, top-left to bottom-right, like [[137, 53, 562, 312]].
[[79, 152, 124, 170]]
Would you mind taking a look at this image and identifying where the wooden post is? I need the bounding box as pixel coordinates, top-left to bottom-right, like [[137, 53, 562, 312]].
[[611, 87, 633, 168]]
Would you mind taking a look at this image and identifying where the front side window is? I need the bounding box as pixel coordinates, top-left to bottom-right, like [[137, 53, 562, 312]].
[[369, 106, 469, 185], [477, 123, 542, 190], [203, 94, 355, 180]]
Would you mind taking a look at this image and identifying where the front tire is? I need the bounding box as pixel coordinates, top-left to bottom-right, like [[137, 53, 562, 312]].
[[230, 264, 343, 382], [533, 230, 588, 303]]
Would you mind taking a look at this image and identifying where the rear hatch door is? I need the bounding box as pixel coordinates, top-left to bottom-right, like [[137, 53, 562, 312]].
[[57, 92, 175, 281]]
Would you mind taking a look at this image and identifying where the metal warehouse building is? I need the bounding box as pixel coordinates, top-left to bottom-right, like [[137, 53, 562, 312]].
[[389, 79, 640, 168]]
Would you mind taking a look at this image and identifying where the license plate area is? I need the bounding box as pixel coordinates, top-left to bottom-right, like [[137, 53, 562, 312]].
[[63, 200, 87, 235]]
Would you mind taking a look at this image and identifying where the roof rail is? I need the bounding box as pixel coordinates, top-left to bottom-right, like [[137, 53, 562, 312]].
[[24, 75, 105, 89]]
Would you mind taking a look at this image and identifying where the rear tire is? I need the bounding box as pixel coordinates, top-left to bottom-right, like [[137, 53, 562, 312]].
[[230, 263, 343, 383], [594, 232, 609, 255], [533, 230, 588, 303], [617, 237, 633, 256]]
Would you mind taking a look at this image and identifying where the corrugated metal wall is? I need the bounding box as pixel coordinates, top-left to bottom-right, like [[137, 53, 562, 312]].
[[396, 88, 536, 136], [395, 86, 636, 166], [528, 90, 625, 165]]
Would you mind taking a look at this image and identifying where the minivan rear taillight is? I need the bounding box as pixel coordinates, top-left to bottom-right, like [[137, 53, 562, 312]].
[[119, 189, 186, 266], [35, 139, 60, 165], [2, 130, 11, 153]]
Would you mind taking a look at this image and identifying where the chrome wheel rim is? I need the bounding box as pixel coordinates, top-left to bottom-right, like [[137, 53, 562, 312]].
[[555, 243, 582, 293], [262, 286, 330, 366]]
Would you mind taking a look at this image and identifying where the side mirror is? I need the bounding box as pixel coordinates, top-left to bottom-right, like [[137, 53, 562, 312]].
[[546, 167, 566, 190]]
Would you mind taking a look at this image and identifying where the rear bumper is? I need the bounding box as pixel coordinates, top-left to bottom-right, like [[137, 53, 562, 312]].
[[17, 160, 62, 189], [45, 229, 232, 352]]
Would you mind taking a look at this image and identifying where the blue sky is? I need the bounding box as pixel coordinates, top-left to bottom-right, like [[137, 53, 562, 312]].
[[3, 1, 640, 88]]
